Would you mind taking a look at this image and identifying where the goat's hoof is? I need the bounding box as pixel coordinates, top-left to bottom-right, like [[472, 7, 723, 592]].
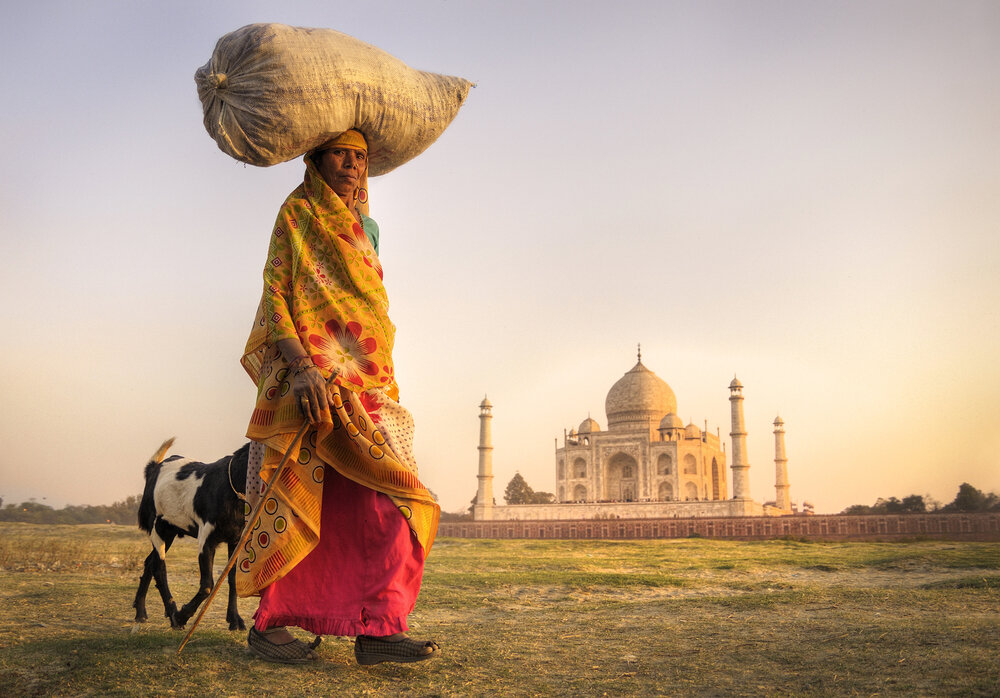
[[229, 618, 247, 631], [134, 614, 148, 623], [169, 613, 187, 629]]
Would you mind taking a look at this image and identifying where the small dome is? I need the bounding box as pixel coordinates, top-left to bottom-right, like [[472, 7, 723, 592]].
[[659, 413, 684, 429], [684, 422, 702, 438], [480, 396, 492, 408], [729, 376, 743, 389], [578, 417, 600, 434], [774, 415, 784, 426]]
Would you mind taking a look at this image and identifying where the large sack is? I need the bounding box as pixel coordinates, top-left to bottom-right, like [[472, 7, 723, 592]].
[[195, 23, 472, 175]]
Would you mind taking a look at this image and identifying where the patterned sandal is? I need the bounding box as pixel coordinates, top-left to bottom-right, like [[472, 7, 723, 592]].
[[354, 634, 440, 665], [248, 626, 322, 664]]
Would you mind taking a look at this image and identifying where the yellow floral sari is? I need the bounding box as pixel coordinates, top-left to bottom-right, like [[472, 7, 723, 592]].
[[236, 157, 439, 597]]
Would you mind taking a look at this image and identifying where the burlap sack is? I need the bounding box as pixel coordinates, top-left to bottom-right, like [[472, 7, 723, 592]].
[[195, 23, 472, 174]]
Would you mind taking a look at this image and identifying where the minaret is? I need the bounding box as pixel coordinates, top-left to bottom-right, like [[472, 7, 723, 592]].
[[474, 396, 495, 520], [773, 415, 791, 511], [729, 377, 751, 500]]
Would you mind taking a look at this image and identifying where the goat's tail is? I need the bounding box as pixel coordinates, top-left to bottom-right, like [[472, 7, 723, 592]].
[[138, 437, 175, 532], [146, 438, 175, 477]]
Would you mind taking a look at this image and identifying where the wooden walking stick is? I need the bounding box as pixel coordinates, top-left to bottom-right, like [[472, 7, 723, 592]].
[[178, 373, 336, 654]]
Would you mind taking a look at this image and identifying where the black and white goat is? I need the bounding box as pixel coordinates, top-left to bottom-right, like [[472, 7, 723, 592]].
[[132, 438, 249, 631]]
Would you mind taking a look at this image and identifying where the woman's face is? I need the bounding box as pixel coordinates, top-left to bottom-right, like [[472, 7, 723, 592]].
[[316, 147, 367, 201]]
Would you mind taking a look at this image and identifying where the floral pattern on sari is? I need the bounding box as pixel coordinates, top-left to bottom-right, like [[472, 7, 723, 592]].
[[308, 319, 380, 388]]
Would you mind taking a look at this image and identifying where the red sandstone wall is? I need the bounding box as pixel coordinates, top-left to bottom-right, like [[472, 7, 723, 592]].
[[438, 512, 1000, 541]]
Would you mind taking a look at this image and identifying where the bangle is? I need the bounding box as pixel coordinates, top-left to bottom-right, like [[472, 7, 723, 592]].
[[291, 364, 319, 378]]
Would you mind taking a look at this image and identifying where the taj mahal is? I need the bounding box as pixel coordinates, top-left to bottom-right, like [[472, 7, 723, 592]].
[[472, 349, 795, 521]]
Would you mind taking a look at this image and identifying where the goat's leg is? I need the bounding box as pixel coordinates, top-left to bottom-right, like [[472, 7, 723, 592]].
[[173, 526, 217, 628], [149, 524, 181, 627], [132, 548, 160, 622], [224, 541, 246, 631]]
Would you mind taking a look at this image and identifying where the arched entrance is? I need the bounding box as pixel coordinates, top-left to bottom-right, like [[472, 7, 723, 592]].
[[658, 481, 674, 501], [605, 452, 639, 501]]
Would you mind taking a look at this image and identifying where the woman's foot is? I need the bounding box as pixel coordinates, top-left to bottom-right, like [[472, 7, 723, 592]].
[[248, 626, 321, 664], [354, 633, 440, 665]]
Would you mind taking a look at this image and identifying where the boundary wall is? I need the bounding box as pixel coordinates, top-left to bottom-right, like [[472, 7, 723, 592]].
[[439, 512, 1000, 541]]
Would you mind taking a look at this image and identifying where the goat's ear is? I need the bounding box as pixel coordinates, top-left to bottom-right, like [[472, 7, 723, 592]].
[[151, 437, 176, 464]]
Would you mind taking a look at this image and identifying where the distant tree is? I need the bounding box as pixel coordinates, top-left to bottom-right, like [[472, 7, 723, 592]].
[[439, 509, 472, 522], [944, 483, 1000, 512], [950, 483, 985, 511], [841, 504, 873, 515], [900, 494, 927, 513], [502, 473, 555, 505], [105, 495, 141, 524], [504, 472, 535, 504], [874, 497, 904, 514]]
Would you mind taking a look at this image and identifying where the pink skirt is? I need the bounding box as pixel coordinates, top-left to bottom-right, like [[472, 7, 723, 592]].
[[253, 466, 425, 637]]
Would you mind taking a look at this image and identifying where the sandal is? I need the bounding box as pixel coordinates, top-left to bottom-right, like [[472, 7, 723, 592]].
[[354, 633, 440, 665], [248, 626, 322, 664]]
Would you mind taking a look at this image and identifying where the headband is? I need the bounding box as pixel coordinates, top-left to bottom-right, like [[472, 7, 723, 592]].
[[316, 129, 368, 153]]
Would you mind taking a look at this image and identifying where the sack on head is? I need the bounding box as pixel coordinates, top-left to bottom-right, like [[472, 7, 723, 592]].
[[195, 23, 472, 175]]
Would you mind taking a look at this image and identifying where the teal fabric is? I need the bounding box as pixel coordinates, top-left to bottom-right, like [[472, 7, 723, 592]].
[[360, 214, 380, 255]]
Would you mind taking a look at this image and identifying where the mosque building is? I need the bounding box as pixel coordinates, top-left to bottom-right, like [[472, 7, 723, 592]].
[[473, 349, 795, 521]]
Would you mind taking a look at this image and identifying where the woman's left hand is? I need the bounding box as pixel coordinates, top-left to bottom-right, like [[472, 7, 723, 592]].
[[292, 365, 330, 424]]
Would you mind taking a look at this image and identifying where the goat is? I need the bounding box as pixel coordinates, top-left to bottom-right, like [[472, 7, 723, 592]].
[[132, 438, 249, 631]]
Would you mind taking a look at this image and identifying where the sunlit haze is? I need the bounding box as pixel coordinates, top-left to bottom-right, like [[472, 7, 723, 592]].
[[1, 1, 997, 515]]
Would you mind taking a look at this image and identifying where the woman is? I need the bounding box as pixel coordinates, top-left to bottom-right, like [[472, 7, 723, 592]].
[[237, 129, 441, 665]]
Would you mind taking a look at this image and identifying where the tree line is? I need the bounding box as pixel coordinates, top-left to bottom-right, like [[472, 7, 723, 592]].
[[0, 496, 139, 525], [839, 483, 1000, 515]]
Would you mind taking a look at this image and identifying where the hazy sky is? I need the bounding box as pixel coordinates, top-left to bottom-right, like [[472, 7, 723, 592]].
[[1, 1, 997, 515]]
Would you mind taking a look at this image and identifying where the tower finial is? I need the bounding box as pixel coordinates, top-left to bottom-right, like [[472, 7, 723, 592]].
[[637, 343, 642, 362]]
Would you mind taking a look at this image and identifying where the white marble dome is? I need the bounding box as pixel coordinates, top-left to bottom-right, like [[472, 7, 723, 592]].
[[605, 360, 678, 430]]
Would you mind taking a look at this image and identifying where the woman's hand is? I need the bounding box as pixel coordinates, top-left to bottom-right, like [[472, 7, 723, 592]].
[[292, 365, 329, 423], [274, 338, 332, 423]]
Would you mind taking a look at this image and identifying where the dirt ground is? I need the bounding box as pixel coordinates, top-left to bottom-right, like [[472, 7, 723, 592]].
[[1, 526, 998, 696]]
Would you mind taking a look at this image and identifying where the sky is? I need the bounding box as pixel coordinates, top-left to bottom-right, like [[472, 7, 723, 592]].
[[1, 0, 998, 515]]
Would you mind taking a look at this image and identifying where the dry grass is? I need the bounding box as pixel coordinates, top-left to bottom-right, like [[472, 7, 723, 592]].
[[0, 523, 147, 572], [0, 523, 998, 696]]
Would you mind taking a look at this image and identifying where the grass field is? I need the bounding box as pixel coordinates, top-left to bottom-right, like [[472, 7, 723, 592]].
[[0, 522, 998, 696]]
